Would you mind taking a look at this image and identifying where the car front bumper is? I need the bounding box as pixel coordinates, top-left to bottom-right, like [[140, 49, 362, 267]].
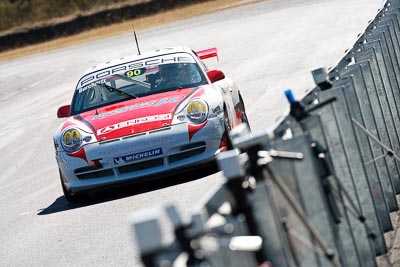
[[56, 117, 225, 193]]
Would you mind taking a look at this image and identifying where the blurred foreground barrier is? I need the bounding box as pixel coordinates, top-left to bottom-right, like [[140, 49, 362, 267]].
[[129, 0, 400, 266]]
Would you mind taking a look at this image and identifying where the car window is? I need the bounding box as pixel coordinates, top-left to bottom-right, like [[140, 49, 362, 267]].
[[70, 52, 208, 115]]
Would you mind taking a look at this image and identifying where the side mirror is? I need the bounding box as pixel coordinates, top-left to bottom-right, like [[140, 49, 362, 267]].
[[57, 105, 71, 118], [207, 70, 225, 83]]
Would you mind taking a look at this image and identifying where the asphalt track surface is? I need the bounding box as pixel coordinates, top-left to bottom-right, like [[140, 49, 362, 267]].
[[0, 0, 385, 266]]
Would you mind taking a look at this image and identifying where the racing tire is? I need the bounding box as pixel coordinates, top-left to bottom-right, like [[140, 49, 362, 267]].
[[223, 107, 234, 150], [239, 94, 251, 132], [59, 170, 84, 203], [241, 111, 251, 132]]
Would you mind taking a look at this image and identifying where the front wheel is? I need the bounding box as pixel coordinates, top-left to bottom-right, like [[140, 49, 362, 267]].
[[239, 94, 251, 132], [223, 107, 234, 150], [59, 170, 85, 203]]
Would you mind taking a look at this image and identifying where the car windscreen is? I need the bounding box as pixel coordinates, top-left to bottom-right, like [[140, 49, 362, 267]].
[[70, 52, 208, 115]]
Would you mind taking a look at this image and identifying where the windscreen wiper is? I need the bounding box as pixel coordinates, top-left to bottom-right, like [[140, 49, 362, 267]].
[[102, 83, 138, 99]]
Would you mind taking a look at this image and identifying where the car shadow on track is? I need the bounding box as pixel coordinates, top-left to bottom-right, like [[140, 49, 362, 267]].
[[38, 163, 219, 215]]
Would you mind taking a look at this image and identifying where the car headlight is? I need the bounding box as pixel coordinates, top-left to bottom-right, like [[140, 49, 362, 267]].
[[61, 127, 93, 153], [186, 99, 209, 124]]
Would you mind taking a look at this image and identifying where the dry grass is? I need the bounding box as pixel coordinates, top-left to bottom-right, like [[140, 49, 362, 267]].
[[0, 0, 260, 62]]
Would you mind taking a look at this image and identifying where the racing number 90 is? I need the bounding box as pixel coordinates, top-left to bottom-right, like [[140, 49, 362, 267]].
[[125, 68, 145, 77]]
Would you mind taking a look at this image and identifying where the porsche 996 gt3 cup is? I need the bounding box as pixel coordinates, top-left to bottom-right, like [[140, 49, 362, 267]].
[[54, 46, 250, 202]]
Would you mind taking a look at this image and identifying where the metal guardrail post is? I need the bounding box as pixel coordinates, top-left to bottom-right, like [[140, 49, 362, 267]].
[[333, 76, 389, 254], [232, 132, 344, 266], [345, 58, 398, 212], [340, 65, 394, 232], [315, 85, 385, 258], [301, 116, 366, 266], [282, 90, 378, 264], [268, 133, 344, 266], [380, 12, 400, 63], [217, 147, 292, 266], [354, 48, 400, 211], [362, 37, 400, 193]]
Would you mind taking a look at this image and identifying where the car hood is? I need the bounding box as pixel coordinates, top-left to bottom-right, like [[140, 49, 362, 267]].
[[71, 87, 204, 141]]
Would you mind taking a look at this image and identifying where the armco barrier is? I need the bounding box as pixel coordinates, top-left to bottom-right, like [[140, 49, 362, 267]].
[[307, 83, 386, 255], [339, 68, 393, 232], [128, 0, 400, 266]]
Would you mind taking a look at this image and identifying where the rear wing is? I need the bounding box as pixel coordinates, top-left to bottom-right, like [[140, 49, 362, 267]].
[[196, 47, 219, 61]]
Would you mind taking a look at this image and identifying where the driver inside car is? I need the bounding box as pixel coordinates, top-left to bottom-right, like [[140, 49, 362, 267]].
[[155, 63, 186, 90]]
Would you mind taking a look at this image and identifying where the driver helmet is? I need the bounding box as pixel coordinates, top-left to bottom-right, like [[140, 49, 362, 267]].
[[159, 63, 185, 81]]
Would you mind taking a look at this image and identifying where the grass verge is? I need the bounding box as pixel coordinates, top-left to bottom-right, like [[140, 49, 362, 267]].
[[0, 0, 262, 62]]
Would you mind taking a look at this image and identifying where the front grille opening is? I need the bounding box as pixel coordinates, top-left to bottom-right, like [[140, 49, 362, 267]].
[[118, 158, 164, 174], [76, 169, 114, 179], [169, 147, 206, 163], [74, 165, 100, 173], [180, 142, 206, 151]]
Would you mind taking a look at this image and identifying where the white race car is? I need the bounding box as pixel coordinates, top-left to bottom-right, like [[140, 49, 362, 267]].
[[54, 46, 250, 202]]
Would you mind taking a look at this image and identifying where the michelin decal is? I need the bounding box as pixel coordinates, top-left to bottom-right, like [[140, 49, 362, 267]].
[[113, 148, 163, 164]]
